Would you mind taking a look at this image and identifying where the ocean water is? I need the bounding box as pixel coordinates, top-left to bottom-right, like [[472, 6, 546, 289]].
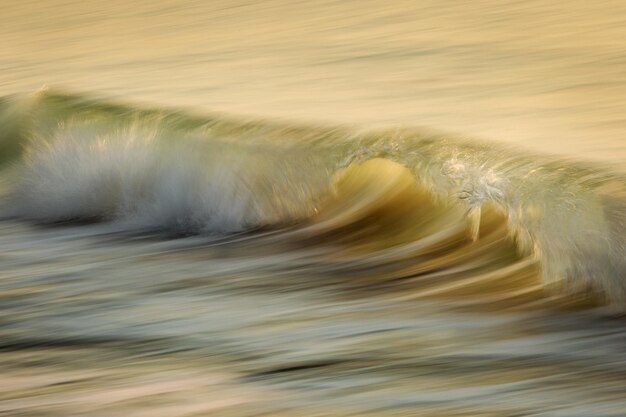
[[1, 1, 626, 416]]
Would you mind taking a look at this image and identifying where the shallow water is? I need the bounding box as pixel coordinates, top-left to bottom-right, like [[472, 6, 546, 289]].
[[1, 220, 625, 416], [1, 2, 626, 416]]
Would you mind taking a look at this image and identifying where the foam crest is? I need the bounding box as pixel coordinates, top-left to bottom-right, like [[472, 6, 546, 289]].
[[12, 122, 323, 234]]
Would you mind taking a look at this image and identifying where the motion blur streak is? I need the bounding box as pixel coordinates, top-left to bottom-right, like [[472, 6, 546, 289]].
[[1, 1, 626, 417]]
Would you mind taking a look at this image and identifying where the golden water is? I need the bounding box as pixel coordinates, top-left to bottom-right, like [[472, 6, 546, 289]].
[[1, 2, 625, 416]]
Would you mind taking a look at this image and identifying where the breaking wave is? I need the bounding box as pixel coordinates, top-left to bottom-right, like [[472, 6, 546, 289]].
[[1, 89, 625, 306]]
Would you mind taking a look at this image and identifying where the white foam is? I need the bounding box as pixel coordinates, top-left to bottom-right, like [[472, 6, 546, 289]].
[[12, 123, 321, 234]]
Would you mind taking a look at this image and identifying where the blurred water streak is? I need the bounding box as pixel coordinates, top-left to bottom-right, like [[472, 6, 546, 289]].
[[1, 0, 626, 162], [1, 2, 626, 416]]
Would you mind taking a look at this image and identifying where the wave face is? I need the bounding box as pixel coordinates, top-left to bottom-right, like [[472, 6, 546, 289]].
[[1, 89, 625, 306]]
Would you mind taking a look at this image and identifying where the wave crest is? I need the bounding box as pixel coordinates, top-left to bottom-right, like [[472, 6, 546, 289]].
[[1, 89, 625, 306]]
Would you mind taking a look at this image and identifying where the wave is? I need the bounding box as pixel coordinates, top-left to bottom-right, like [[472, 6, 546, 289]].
[[1, 88, 625, 306]]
